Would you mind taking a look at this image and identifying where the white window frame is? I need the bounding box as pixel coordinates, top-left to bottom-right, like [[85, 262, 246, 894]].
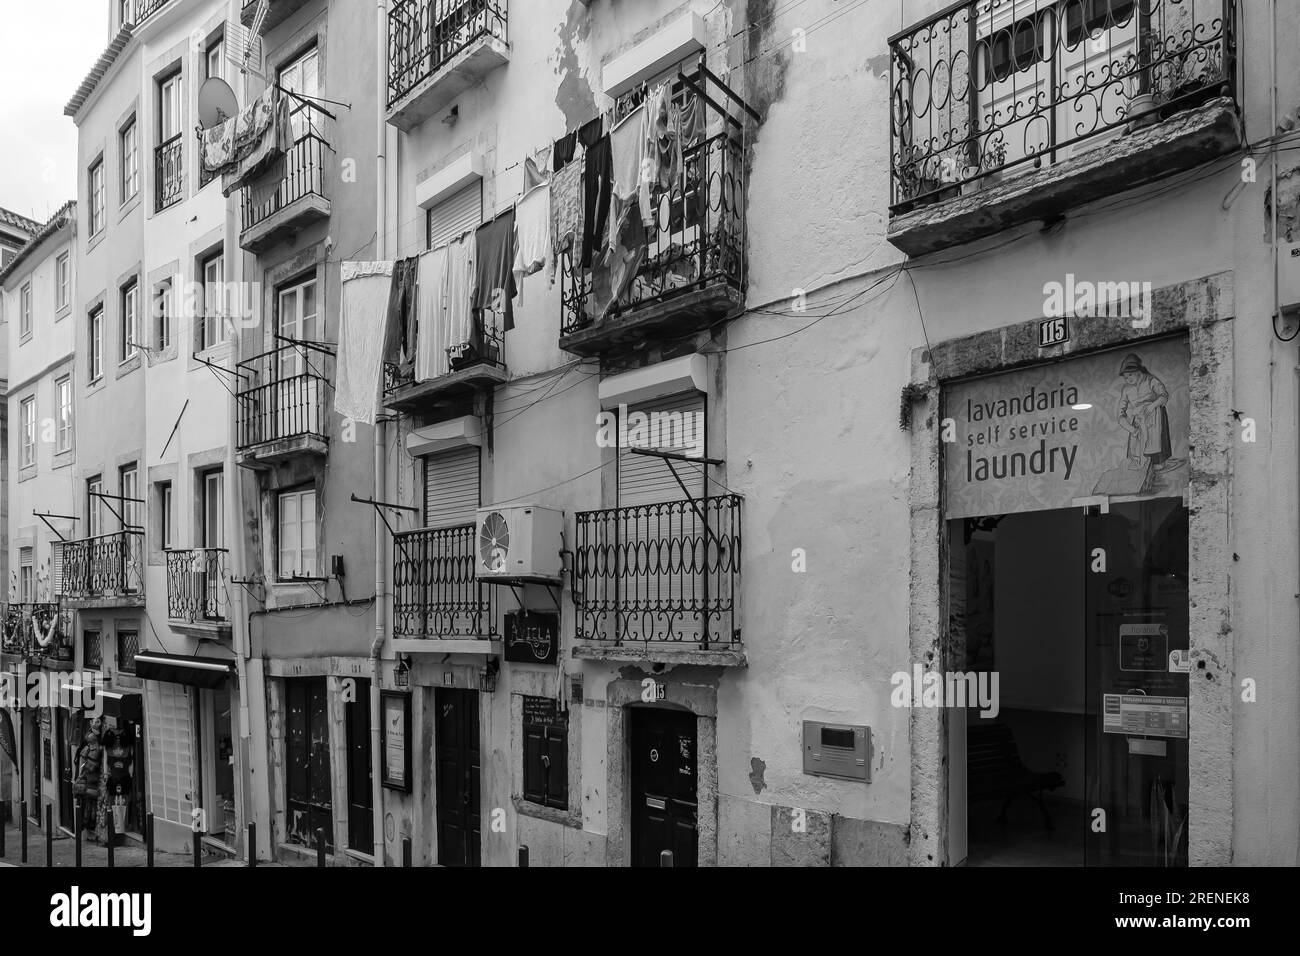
[[160, 72, 183, 143], [19, 548, 34, 603], [19, 282, 31, 338], [278, 45, 319, 143], [202, 253, 225, 349], [121, 280, 139, 361], [277, 488, 317, 580], [203, 470, 224, 548], [206, 38, 226, 82], [89, 306, 104, 381], [90, 160, 105, 235], [156, 281, 172, 350], [160, 482, 174, 550], [56, 252, 69, 310], [120, 463, 140, 530], [121, 118, 138, 202], [87, 477, 104, 538], [56, 376, 72, 453], [21, 397, 36, 467], [277, 277, 318, 379]]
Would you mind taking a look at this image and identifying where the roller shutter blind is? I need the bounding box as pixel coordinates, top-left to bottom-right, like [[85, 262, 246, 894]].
[[616, 392, 706, 507], [423, 446, 480, 528], [427, 182, 483, 251], [51, 541, 65, 596]]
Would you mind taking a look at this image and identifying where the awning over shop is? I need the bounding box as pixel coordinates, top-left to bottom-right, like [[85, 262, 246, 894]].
[[134, 652, 235, 690]]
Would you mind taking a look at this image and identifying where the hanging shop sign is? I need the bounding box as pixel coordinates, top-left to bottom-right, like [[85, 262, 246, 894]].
[[944, 337, 1190, 519], [504, 611, 559, 665], [380, 690, 412, 793]]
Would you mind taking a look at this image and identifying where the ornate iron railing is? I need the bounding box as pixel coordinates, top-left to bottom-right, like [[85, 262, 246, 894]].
[[155, 133, 184, 211], [573, 495, 741, 648], [236, 342, 333, 450], [382, 306, 506, 394], [889, 0, 1236, 211], [388, 0, 509, 107], [61, 532, 144, 600], [3, 603, 75, 665], [240, 132, 331, 232], [393, 524, 496, 639], [166, 548, 230, 624], [130, 0, 173, 25]]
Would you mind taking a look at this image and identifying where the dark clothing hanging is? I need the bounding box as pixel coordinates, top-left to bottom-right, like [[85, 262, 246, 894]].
[[386, 256, 419, 363], [582, 134, 613, 269], [473, 209, 517, 332], [577, 116, 604, 149], [553, 131, 577, 171]]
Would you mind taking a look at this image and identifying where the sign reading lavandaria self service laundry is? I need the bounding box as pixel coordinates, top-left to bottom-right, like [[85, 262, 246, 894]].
[[943, 337, 1190, 519]]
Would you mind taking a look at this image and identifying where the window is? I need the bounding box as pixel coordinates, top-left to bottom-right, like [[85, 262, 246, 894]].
[[120, 464, 140, 530], [159, 72, 183, 143], [202, 470, 223, 548], [277, 277, 318, 378], [155, 281, 172, 350], [56, 253, 69, 309], [119, 0, 133, 25], [522, 697, 569, 810], [83, 630, 102, 670], [19, 548, 34, 603], [21, 397, 36, 467], [206, 37, 226, 83], [121, 279, 139, 360], [201, 252, 225, 349], [278, 45, 319, 142], [158, 481, 174, 550], [19, 282, 31, 338], [89, 306, 104, 380], [89, 159, 105, 235], [121, 119, 138, 201], [277, 488, 317, 579], [56, 376, 72, 452], [87, 476, 104, 538], [116, 630, 139, 673]]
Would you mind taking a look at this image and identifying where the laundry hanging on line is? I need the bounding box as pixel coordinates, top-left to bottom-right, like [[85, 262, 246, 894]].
[[335, 260, 395, 426]]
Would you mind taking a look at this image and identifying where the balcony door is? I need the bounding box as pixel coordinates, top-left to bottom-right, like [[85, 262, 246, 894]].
[[202, 253, 225, 350], [277, 278, 320, 437], [279, 46, 319, 143], [278, 45, 321, 207]]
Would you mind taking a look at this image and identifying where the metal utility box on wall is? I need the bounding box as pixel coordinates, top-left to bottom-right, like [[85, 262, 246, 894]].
[[802, 721, 871, 781]]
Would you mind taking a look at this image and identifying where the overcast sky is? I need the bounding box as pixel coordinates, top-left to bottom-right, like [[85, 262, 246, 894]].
[[0, 3, 107, 225]]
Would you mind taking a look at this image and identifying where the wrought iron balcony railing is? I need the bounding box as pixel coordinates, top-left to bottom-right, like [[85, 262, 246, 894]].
[[393, 523, 496, 639], [155, 133, 184, 211], [3, 603, 75, 665], [165, 548, 230, 625], [127, 0, 172, 27], [889, 0, 1237, 211], [382, 306, 506, 395], [240, 132, 331, 232], [236, 342, 333, 451], [62, 532, 145, 601], [573, 495, 742, 649], [388, 0, 509, 107]]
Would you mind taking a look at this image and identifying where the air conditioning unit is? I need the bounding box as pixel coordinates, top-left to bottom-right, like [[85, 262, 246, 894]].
[[474, 505, 565, 582]]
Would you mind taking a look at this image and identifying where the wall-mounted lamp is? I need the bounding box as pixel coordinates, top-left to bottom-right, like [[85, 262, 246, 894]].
[[479, 657, 499, 694]]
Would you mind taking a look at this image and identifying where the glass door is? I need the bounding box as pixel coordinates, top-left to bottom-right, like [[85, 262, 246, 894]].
[[1084, 498, 1189, 866]]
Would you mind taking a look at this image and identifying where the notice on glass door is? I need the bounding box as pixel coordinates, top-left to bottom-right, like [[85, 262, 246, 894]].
[[1102, 693, 1188, 739]]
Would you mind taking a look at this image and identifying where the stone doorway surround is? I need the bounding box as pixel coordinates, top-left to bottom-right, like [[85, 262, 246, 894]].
[[903, 272, 1234, 866]]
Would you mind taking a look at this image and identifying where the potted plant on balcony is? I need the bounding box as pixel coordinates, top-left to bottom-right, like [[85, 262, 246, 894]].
[[1158, 45, 1224, 118]]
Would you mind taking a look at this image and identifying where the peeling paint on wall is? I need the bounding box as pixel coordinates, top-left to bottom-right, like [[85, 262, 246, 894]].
[[748, 756, 766, 793], [555, 0, 597, 129]]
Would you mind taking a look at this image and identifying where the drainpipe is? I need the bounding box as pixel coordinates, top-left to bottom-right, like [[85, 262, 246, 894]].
[[370, 0, 389, 868]]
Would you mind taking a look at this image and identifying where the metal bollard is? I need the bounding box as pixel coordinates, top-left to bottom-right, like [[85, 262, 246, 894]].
[[316, 827, 326, 868], [45, 805, 53, 867], [248, 822, 256, 868], [146, 813, 154, 868], [402, 837, 411, 868], [660, 849, 674, 867], [106, 808, 114, 868], [20, 801, 27, 863], [193, 829, 202, 868], [74, 805, 81, 867], [518, 845, 529, 867]]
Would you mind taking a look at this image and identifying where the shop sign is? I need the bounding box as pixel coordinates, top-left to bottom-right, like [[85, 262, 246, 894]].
[[1102, 693, 1188, 739], [504, 611, 559, 665], [944, 338, 1190, 519], [381, 690, 412, 792]]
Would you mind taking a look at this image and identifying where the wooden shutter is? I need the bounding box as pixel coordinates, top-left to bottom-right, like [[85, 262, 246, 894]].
[[617, 392, 706, 507], [145, 681, 194, 827], [427, 181, 483, 250], [423, 446, 480, 528]]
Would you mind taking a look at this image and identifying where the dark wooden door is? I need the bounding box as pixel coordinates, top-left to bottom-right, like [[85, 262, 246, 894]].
[[435, 688, 480, 867], [57, 713, 74, 830], [345, 678, 373, 853], [630, 707, 698, 867], [286, 678, 333, 850]]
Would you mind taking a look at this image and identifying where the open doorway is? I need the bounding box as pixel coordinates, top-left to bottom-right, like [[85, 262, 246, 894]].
[[948, 498, 1188, 866]]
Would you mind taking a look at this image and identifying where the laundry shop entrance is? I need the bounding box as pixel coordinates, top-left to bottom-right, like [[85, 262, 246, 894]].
[[942, 337, 1191, 867]]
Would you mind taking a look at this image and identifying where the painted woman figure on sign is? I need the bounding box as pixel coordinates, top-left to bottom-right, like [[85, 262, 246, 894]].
[[1116, 353, 1172, 472]]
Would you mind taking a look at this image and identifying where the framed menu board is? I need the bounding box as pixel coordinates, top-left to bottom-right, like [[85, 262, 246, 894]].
[[381, 690, 412, 792]]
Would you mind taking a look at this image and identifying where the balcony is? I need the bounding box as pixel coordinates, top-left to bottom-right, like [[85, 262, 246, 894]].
[[155, 133, 184, 211], [236, 342, 333, 467], [386, 0, 510, 132], [558, 66, 750, 357], [391, 523, 498, 654], [130, 0, 173, 27], [241, 0, 312, 32], [239, 132, 332, 253], [382, 310, 508, 416], [60, 531, 145, 608], [888, 0, 1240, 255], [571, 495, 743, 665], [166, 548, 232, 640], [3, 604, 75, 666]]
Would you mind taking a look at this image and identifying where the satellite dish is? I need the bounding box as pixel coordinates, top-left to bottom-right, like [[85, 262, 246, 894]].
[[198, 77, 239, 129]]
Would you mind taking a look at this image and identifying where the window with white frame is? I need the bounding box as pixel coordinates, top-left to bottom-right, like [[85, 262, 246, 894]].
[[277, 488, 317, 579], [19, 548, 33, 603], [87, 476, 104, 538], [278, 45, 319, 143], [121, 279, 139, 360], [89, 159, 105, 235], [277, 276, 318, 378], [202, 470, 223, 548], [20, 397, 36, 467], [159, 481, 173, 550], [156, 281, 172, 350], [120, 463, 140, 529], [89, 306, 104, 380], [159, 72, 183, 144], [56, 252, 69, 310], [56, 375, 72, 452], [20, 282, 31, 338], [201, 252, 225, 349], [206, 36, 226, 83], [121, 118, 138, 201]]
